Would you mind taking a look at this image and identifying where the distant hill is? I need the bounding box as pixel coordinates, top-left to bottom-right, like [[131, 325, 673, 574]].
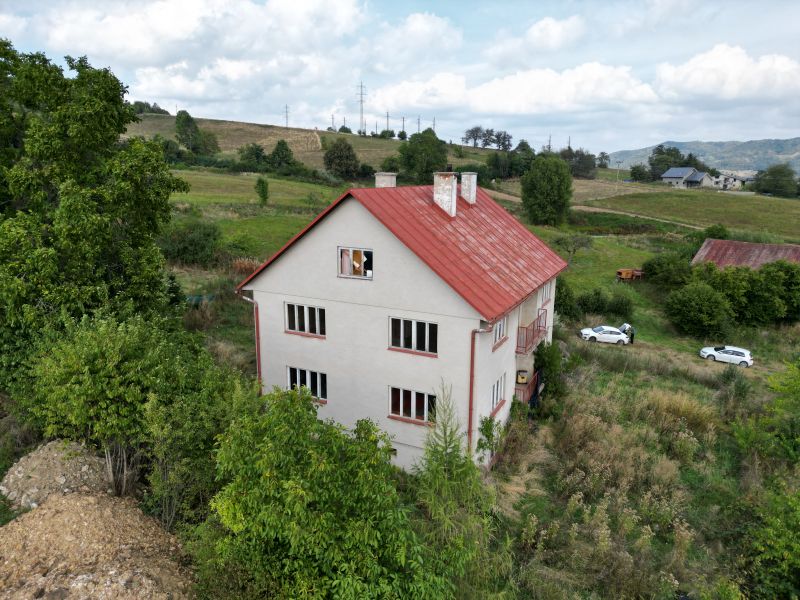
[[123, 113, 491, 171], [609, 138, 800, 173]]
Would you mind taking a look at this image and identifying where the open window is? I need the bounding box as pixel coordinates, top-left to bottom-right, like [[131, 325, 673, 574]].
[[339, 246, 373, 279]]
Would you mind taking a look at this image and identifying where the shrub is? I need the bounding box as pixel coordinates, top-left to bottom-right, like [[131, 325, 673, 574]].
[[27, 314, 249, 528], [254, 176, 269, 205], [665, 281, 732, 338], [606, 291, 634, 320], [158, 219, 221, 267], [357, 162, 375, 179], [576, 288, 609, 315], [747, 489, 800, 598], [642, 253, 691, 287], [204, 387, 448, 597], [554, 276, 581, 321], [534, 342, 566, 405], [323, 137, 360, 179], [380, 154, 402, 172]]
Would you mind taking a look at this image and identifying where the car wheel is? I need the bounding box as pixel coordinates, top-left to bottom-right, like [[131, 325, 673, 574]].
[[706, 355, 715, 361], [739, 361, 749, 368], [616, 340, 624, 345], [589, 337, 597, 342]]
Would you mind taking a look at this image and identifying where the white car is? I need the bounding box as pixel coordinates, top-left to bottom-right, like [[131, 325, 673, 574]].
[[580, 325, 630, 345], [699, 346, 753, 367]]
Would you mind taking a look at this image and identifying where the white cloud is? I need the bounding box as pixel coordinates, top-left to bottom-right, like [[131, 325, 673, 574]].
[[526, 15, 585, 51], [373, 62, 657, 116], [0, 13, 28, 38], [369, 12, 462, 74], [656, 44, 800, 101], [484, 15, 585, 65]]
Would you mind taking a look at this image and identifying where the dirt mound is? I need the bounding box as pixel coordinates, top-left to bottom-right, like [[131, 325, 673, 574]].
[[0, 493, 192, 599], [0, 440, 111, 509]]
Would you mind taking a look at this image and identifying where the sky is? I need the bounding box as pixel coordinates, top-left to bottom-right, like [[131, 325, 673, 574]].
[[3, 0, 800, 153]]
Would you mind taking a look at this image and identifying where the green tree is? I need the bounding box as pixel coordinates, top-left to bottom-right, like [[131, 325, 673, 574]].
[[554, 234, 593, 264], [338, 125, 352, 134], [754, 163, 798, 198], [27, 314, 251, 528], [412, 386, 514, 597], [665, 281, 732, 338], [598, 152, 610, 168], [554, 276, 581, 321], [323, 137, 360, 179], [380, 154, 402, 172], [175, 109, 200, 151], [0, 43, 187, 390], [399, 128, 448, 183], [521, 154, 572, 225], [397, 130, 407, 141], [268, 139, 295, 169], [630, 163, 652, 182], [237, 143, 268, 170], [255, 176, 269, 205], [206, 387, 448, 597]]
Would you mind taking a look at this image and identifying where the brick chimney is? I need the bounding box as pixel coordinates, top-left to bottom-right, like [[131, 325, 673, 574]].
[[433, 172, 458, 217], [375, 172, 397, 188], [461, 172, 477, 204]]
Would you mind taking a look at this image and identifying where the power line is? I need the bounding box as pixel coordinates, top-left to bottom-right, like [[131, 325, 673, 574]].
[[385, 111, 390, 132]]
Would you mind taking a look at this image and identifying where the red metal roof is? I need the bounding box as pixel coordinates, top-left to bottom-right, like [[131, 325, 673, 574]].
[[692, 238, 800, 269], [238, 185, 567, 321]]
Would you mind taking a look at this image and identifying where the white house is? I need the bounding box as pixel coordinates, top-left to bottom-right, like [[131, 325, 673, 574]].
[[711, 173, 746, 190], [661, 167, 714, 188], [237, 172, 567, 468]]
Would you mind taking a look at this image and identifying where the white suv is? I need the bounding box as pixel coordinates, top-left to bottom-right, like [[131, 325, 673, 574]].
[[699, 346, 753, 367]]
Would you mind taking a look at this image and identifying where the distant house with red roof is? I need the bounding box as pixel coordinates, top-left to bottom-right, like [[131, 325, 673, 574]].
[[692, 238, 800, 269], [237, 171, 566, 467]]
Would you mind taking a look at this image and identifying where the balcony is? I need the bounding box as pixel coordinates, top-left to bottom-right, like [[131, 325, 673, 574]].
[[516, 308, 547, 354], [514, 369, 540, 404]]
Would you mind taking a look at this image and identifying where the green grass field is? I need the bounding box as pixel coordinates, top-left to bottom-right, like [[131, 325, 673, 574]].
[[585, 190, 800, 241]]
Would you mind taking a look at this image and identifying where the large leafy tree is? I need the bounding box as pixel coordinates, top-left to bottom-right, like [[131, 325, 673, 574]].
[[0, 41, 187, 390], [323, 137, 359, 179], [399, 127, 448, 183], [754, 163, 798, 198], [521, 154, 572, 225], [207, 387, 449, 597]]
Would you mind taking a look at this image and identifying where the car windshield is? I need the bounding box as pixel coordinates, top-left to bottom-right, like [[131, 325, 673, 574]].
[[592, 326, 604, 333], [713, 346, 725, 351]]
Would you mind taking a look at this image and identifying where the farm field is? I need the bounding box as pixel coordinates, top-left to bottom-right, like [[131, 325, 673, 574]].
[[127, 113, 492, 171], [497, 176, 661, 203], [585, 190, 800, 241]]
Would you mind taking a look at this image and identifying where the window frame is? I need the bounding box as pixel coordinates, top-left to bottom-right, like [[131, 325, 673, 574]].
[[388, 385, 436, 425], [388, 317, 438, 356], [287, 366, 328, 403], [492, 316, 508, 349], [338, 246, 374, 280], [490, 373, 506, 413], [285, 303, 326, 338]]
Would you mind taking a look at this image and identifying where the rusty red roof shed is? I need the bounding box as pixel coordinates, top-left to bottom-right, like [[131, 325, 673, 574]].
[[692, 238, 800, 269], [238, 185, 567, 322]]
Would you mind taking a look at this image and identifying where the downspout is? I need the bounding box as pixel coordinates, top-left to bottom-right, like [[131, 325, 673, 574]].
[[467, 322, 493, 453], [236, 291, 262, 385]]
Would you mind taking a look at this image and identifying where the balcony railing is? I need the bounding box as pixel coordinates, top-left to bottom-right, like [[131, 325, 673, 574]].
[[516, 308, 547, 354], [514, 369, 540, 404]]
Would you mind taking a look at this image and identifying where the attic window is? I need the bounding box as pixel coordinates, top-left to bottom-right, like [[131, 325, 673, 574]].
[[339, 247, 373, 279]]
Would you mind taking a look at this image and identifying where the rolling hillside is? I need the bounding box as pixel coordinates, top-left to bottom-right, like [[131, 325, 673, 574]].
[[124, 113, 491, 170], [609, 137, 800, 172]]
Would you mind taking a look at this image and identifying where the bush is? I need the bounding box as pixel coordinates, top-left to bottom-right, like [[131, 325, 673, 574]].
[[606, 291, 634, 320], [642, 253, 692, 287], [202, 387, 448, 597], [357, 162, 375, 179], [158, 219, 221, 267], [254, 176, 269, 205], [380, 154, 402, 172], [576, 288, 609, 315], [27, 314, 253, 528], [555, 276, 581, 321], [665, 281, 732, 338]]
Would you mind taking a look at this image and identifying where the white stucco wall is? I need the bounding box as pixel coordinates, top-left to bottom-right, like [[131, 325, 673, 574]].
[[244, 197, 484, 469], [243, 196, 558, 469]]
